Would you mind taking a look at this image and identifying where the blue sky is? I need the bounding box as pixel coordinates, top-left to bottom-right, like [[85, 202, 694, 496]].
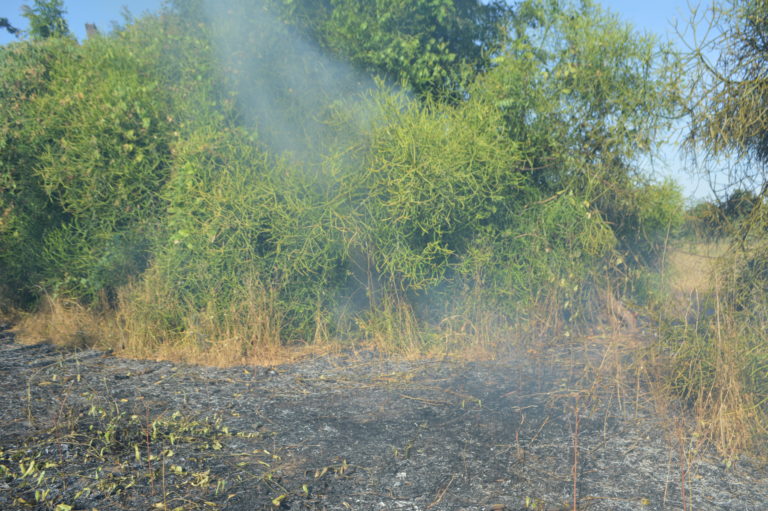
[[1, 0, 713, 201], [0, 1, 164, 43]]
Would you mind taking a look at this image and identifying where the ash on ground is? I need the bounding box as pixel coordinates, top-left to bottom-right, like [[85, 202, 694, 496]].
[[1, 324, 766, 510]]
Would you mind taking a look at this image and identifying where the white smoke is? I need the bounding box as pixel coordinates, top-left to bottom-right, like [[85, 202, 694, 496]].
[[202, 0, 375, 159]]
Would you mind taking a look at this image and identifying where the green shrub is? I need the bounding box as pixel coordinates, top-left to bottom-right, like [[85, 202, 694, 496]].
[[147, 125, 349, 339], [470, 0, 684, 306], [346, 88, 619, 334], [602, 178, 684, 269], [455, 193, 616, 329], [29, 30, 176, 302], [0, 38, 76, 304], [1, 12, 225, 305], [357, 91, 528, 293]]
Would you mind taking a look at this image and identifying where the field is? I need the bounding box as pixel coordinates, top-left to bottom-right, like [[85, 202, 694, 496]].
[[2, 1, 768, 508], [3, 322, 768, 510]]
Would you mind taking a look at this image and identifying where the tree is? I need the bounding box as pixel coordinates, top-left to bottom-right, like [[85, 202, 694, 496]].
[[474, 0, 683, 266], [686, 1, 768, 245], [317, 0, 511, 96], [22, 0, 70, 40], [687, 0, 768, 197], [722, 188, 760, 220], [686, 200, 726, 239], [168, 0, 512, 97], [1, 17, 20, 36]]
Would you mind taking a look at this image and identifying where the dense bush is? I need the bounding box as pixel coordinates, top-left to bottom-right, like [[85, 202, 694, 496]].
[[0, 11, 231, 305], [477, 0, 683, 259], [150, 125, 350, 338], [0, 38, 75, 303], [1, 0, 685, 348], [357, 93, 528, 292], [32, 31, 176, 302]]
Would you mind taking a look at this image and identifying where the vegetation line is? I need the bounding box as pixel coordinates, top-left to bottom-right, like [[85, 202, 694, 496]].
[[1, 0, 767, 457]]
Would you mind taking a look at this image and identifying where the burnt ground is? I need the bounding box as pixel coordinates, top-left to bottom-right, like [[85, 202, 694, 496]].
[[1, 322, 767, 511]]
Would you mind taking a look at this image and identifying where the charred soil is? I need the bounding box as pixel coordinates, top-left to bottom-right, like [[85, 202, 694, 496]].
[[0, 323, 766, 511]]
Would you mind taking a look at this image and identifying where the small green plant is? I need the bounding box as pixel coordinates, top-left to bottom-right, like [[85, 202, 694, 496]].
[[2, 379, 274, 510]]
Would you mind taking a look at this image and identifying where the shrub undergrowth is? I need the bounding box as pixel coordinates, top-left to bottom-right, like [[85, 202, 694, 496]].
[[657, 233, 768, 456], [1, 2, 682, 363]]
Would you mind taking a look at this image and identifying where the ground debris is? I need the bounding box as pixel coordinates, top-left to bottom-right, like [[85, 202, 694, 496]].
[[1, 334, 766, 510]]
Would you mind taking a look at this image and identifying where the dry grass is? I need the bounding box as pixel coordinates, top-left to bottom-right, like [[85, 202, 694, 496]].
[[666, 241, 727, 296], [655, 308, 766, 457], [13, 286, 522, 369], [15, 295, 116, 350], [435, 310, 518, 361], [661, 240, 727, 326], [111, 277, 303, 367], [9, 278, 613, 368], [14, 286, 331, 368], [651, 239, 768, 458]]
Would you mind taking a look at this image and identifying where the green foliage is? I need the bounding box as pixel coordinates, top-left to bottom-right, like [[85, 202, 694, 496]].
[[688, 1, 768, 169], [1, 0, 686, 347], [318, 0, 511, 96], [681, 190, 763, 241], [608, 178, 684, 267], [722, 188, 761, 221], [0, 38, 76, 302], [1, 17, 20, 36], [476, 0, 684, 265], [22, 0, 71, 40], [686, 189, 765, 241], [456, 194, 616, 327], [484, 0, 682, 182], [150, 126, 349, 337], [358, 91, 528, 292], [29, 26, 177, 301], [0, 15, 197, 304], [176, 0, 512, 97], [684, 200, 725, 240]]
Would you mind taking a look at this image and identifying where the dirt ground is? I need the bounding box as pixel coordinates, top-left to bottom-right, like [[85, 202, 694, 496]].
[[1, 322, 767, 511]]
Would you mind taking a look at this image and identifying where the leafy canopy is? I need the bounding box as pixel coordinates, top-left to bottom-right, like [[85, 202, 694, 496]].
[[688, 0, 768, 194], [171, 0, 512, 97], [22, 0, 71, 40]]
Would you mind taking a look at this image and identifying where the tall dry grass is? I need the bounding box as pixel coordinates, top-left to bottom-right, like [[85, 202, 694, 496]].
[[16, 294, 115, 350], [655, 240, 768, 457], [15, 280, 327, 367]]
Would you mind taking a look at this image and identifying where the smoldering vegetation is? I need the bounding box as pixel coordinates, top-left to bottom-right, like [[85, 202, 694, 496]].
[[0, 0, 681, 343], [1, 0, 767, 457], [201, 0, 374, 157], [3, 329, 768, 511]]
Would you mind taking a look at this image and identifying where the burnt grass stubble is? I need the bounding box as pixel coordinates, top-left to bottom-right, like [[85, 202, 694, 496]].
[[0, 322, 766, 511]]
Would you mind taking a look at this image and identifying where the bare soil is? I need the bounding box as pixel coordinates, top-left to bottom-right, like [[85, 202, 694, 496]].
[[1, 322, 767, 511]]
